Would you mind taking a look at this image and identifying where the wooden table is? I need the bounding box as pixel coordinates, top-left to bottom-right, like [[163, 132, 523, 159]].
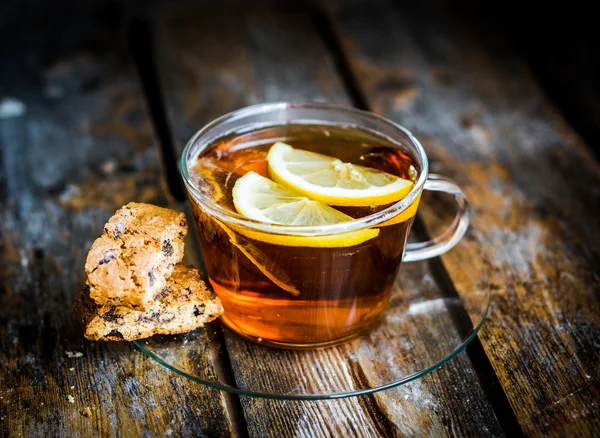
[[1, 1, 599, 436]]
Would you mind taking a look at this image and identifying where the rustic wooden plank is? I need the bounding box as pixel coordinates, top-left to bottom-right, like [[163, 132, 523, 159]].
[[482, 2, 600, 160], [328, 0, 600, 435], [154, 6, 503, 436], [0, 9, 234, 437], [519, 27, 600, 160]]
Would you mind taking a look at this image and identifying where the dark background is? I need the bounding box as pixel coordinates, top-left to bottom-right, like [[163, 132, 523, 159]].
[[1, 0, 599, 159]]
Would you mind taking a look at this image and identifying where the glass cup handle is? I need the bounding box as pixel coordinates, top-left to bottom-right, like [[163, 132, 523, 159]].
[[403, 174, 470, 262]]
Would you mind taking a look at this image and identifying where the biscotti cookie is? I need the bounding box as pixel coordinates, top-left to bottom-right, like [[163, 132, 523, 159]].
[[75, 265, 223, 341], [85, 202, 187, 310]]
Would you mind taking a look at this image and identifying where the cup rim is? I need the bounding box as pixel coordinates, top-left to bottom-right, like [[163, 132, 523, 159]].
[[180, 102, 429, 236]]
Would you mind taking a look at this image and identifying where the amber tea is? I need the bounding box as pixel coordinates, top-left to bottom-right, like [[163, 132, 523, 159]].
[[187, 123, 420, 347]]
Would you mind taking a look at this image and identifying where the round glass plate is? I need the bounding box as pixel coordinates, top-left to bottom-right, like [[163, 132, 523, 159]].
[[134, 262, 489, 400]]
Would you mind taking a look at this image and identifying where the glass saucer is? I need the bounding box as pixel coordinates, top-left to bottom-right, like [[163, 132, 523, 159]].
[[134, 261, 489, 400]]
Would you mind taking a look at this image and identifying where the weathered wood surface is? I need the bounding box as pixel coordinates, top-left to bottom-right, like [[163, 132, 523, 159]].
[[493, 3, 600, 160], [3, 1, 599, 436], [154, 6, 503, 436], [0, 10, 235, 437], [523, 38, 600, 160], [328, 0, 600, 435]]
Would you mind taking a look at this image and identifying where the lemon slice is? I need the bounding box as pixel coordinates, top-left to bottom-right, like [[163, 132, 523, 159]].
[[267, 142, 414, 207], [380, 192, 422, 226], [232, 171, 379, 247]]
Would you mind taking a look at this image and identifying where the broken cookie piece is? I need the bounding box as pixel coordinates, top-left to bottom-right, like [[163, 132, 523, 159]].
[[75, 265, 223, 341], [85, 202, 187, 310]]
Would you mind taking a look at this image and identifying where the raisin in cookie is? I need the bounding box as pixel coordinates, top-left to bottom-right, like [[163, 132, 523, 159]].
[[75, 265, 223, 341], [85, 202, 187, 310]]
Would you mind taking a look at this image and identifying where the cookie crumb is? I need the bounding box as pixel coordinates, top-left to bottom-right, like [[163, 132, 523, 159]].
[[100, 160, 118, 176], [82, 407, 92, 417], [70, 385, 75, 390], [67, 395, 75, 404], [69, 367, 75, 371], [66, 351, 84, 358]]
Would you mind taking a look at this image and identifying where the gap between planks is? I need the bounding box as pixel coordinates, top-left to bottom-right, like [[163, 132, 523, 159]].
[[311, 5, 525, 436], [128, 18, 187, 202], [127, 18, 249, 438]]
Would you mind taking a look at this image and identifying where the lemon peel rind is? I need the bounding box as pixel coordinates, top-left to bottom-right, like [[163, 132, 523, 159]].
[[267, 142, 414, 207], [233, 226, 380, 248]]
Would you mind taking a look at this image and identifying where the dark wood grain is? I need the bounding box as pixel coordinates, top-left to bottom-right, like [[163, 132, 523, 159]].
[[522, 36, 600, 161], [327, 0, 600, 435], [153, 6, 503, 436], [0, 9, 234, 437], [482, 0, 600, 160]]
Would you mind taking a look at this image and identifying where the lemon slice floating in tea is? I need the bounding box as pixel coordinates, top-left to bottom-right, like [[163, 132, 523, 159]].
[[267, 142, 414, 207], [232, 171, 379, 247]]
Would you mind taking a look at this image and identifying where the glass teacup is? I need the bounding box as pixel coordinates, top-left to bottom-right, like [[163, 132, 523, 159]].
[[181, 102, 469, 349]]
